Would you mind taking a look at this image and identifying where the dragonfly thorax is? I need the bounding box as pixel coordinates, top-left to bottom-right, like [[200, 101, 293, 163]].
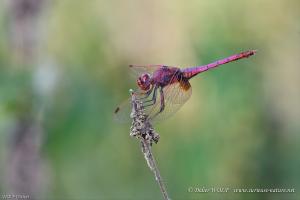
[[137, 73, 152, 91]]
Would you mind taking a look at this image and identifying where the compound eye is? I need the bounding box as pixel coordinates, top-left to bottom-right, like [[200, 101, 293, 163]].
[[142, 74, 150, 82]]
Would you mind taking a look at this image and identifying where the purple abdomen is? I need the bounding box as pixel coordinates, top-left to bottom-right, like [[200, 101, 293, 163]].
[[182, 50, 256, 79]]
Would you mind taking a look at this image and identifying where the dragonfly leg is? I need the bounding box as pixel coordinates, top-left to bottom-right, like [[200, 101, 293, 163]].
[[137, 85, 154, 100], [143, 85, 158, 107], [144, 85, 159, 104], [158, 87, 165, 113], [149, 87, 165, 119]]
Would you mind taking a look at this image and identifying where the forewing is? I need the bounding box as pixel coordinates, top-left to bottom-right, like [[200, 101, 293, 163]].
[[114, 89, 150, 123], [129, 64, 163, 78], [113, 97, 132, 123]]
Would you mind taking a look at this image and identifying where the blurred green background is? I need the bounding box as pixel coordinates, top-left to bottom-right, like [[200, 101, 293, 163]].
[[0, 0, 299, 199]]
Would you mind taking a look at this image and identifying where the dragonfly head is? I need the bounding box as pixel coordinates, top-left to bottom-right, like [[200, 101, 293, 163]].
[[137, 73, 151, 91]]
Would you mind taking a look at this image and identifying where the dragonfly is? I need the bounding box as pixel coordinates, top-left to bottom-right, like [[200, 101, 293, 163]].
[[114, 50, 256, 123]]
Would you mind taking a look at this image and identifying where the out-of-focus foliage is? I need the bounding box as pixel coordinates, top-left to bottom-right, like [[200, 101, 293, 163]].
[[0, 0, 299, 199]]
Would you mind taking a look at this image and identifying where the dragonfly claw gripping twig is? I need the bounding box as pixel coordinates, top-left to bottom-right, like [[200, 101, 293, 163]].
[[129, 89, 170, 200], [130, 89, 160, 144]]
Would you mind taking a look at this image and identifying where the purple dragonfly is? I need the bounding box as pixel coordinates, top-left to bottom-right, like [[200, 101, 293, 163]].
[[114, 50, 256, 122]]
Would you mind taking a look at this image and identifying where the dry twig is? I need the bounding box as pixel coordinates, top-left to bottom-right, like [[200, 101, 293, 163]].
[[129, 89, 170, 200]]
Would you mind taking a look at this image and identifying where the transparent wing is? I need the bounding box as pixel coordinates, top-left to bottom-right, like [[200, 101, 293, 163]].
[[114, 81, 192, 124], [113, 89, 149, 123], [113, 97, 132, 123], [129, 64, 163, 78], [145, 77, 192, 123], [115, 65, 192, 123]]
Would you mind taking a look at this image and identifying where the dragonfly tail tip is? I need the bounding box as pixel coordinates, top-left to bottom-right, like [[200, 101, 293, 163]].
[[244, 49, 257, 57]]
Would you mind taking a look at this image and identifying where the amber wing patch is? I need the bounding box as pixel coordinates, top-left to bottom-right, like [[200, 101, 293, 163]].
[[179, 79, 191, 91]]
